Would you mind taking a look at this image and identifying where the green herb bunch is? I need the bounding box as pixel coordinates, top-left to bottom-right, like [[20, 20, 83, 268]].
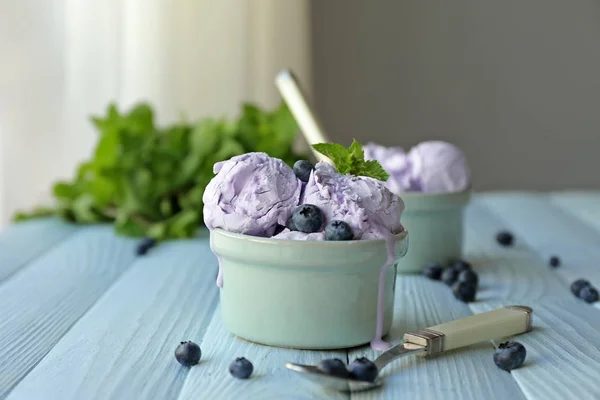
[[14, 102, 305, 240]]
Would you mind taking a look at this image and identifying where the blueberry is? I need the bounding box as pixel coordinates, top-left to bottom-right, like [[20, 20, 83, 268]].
[[325, 220, 354, 241], [493, 341, 526, 371], [452, 281, 477, 302], [452, 260, 472, 272], [571, 279, 591, 297], [441, 268, 459, 286], [579, 286, 599, 303], [229, 357, 253, 379], [175, 341, 201, 366], [136, 237, 156, 256], [458, 269, 479, 287], [291, 204, 324, 233], [423, 263, 443, 280], [317, 358, 349, 378], [348, 357, 378, 382], [496, 231, 514, 247], [293, 160, 314, 183], [549, 256, 561, 268]]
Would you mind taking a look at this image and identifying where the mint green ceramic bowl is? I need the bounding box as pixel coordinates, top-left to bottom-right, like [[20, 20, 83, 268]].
[[210, 229, 409, 349], [396, 191, 471, 274]]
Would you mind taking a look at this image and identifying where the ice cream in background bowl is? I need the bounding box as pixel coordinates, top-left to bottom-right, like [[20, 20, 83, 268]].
[[203, 146, 409, 350], [365, 140, 471, 274]]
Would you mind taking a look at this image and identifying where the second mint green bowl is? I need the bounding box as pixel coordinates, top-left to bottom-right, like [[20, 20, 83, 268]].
[[396, 190, 471, 274], [210, 229, 409, 349]]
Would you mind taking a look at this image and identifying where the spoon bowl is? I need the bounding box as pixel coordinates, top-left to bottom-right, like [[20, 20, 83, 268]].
[[284, 363, 383, 392]]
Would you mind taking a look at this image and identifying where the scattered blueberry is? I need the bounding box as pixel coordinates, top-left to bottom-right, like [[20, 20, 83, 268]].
[[325, 220, 354, 241], [291, 204, 325, 233], [458, 269, 479, 287], [348, 357, 378, 382], [229, 357, 253, 379], [317, 358, 349, 378], [136, 237, 156, 256], [452, 260, 472, 272], [496, 231, 514, 247], [493, 341, 526, 371], [423, 263, 443, 280], [175, 341, 201, 366], [549, 256, 561, 268], [293, 160, 314, 183], [571, 279, 591, 297], [579, 286, 599, 303], [452, 281, 477, 302], [441, 268, 459, 286]]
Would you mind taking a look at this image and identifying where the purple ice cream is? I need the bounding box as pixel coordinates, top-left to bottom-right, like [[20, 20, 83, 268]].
[[274, 162, 404, 240], [364, 141, 470, 193], [204, 152, 405, 351], [202, 152, 302, 237]]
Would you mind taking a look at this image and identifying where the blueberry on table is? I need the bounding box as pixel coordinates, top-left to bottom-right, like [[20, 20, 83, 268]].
[[571, 279, 591, 297], [452, 260, 472, 272], [579, 286, 599, 303], [317, 358, 349, 378], [423, 263, 443, 280], [496, 231, 514, 247], [349, 357, 378, 382], [325, 220, 354, 241], [293, 160, 314, 183], [291, 204, 325, 233], [136, 237, 156, 256], [175, 341, 201, 366], [441, 268, 459, 286], [229, 357, 253, 379], [549, 256, 561, 268], [452, 281, 476, 303], [458, 269, 479, 287], [493, 341, 526, 371]]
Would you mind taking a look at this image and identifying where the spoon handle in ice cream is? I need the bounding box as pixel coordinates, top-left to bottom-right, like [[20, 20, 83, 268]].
[[275, 69, 331, 163], [403, 305, 533, 356]]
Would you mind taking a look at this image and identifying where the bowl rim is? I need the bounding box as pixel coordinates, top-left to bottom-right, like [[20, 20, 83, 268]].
[[211, 228, 408, 247]]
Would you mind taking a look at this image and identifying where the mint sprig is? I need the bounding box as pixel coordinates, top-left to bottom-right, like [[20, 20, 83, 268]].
[[312, 139, 390, 181], [14, 102, 307, 240]]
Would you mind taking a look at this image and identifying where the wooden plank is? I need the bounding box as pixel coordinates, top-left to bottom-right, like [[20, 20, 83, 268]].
[[549, 192, 600, 234], [463, 202, 568, 301], [470, 300, 600, 400], [0, 226, 137, 399], [6, 237, 219, 400], [0, 218, 77, 283], [348, 276, 526, 400], [177, 304, 349, 400], [477, 193, 600, 295]]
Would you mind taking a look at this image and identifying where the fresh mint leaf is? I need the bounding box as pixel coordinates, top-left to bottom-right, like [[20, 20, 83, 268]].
[[312, 143, 351, 173], [312, 139, 390, 181]]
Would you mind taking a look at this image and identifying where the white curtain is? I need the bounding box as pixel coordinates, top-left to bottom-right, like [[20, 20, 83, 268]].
[[0, 0, 312, 226]]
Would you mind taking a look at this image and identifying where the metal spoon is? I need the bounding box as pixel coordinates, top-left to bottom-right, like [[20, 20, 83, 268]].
[[285, 305, 533, 392]]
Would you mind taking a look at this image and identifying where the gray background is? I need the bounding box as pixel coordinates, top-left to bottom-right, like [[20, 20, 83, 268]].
[[311, 0, 600, 190]]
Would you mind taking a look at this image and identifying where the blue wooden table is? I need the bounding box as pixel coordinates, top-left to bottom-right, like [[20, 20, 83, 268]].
[[2, 192, 600, 400]]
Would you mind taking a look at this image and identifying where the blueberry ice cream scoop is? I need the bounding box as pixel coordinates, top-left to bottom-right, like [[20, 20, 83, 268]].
[[203, 152, 302, 237], [278, 162, 404, 240], [364, 141, 470, 194]]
